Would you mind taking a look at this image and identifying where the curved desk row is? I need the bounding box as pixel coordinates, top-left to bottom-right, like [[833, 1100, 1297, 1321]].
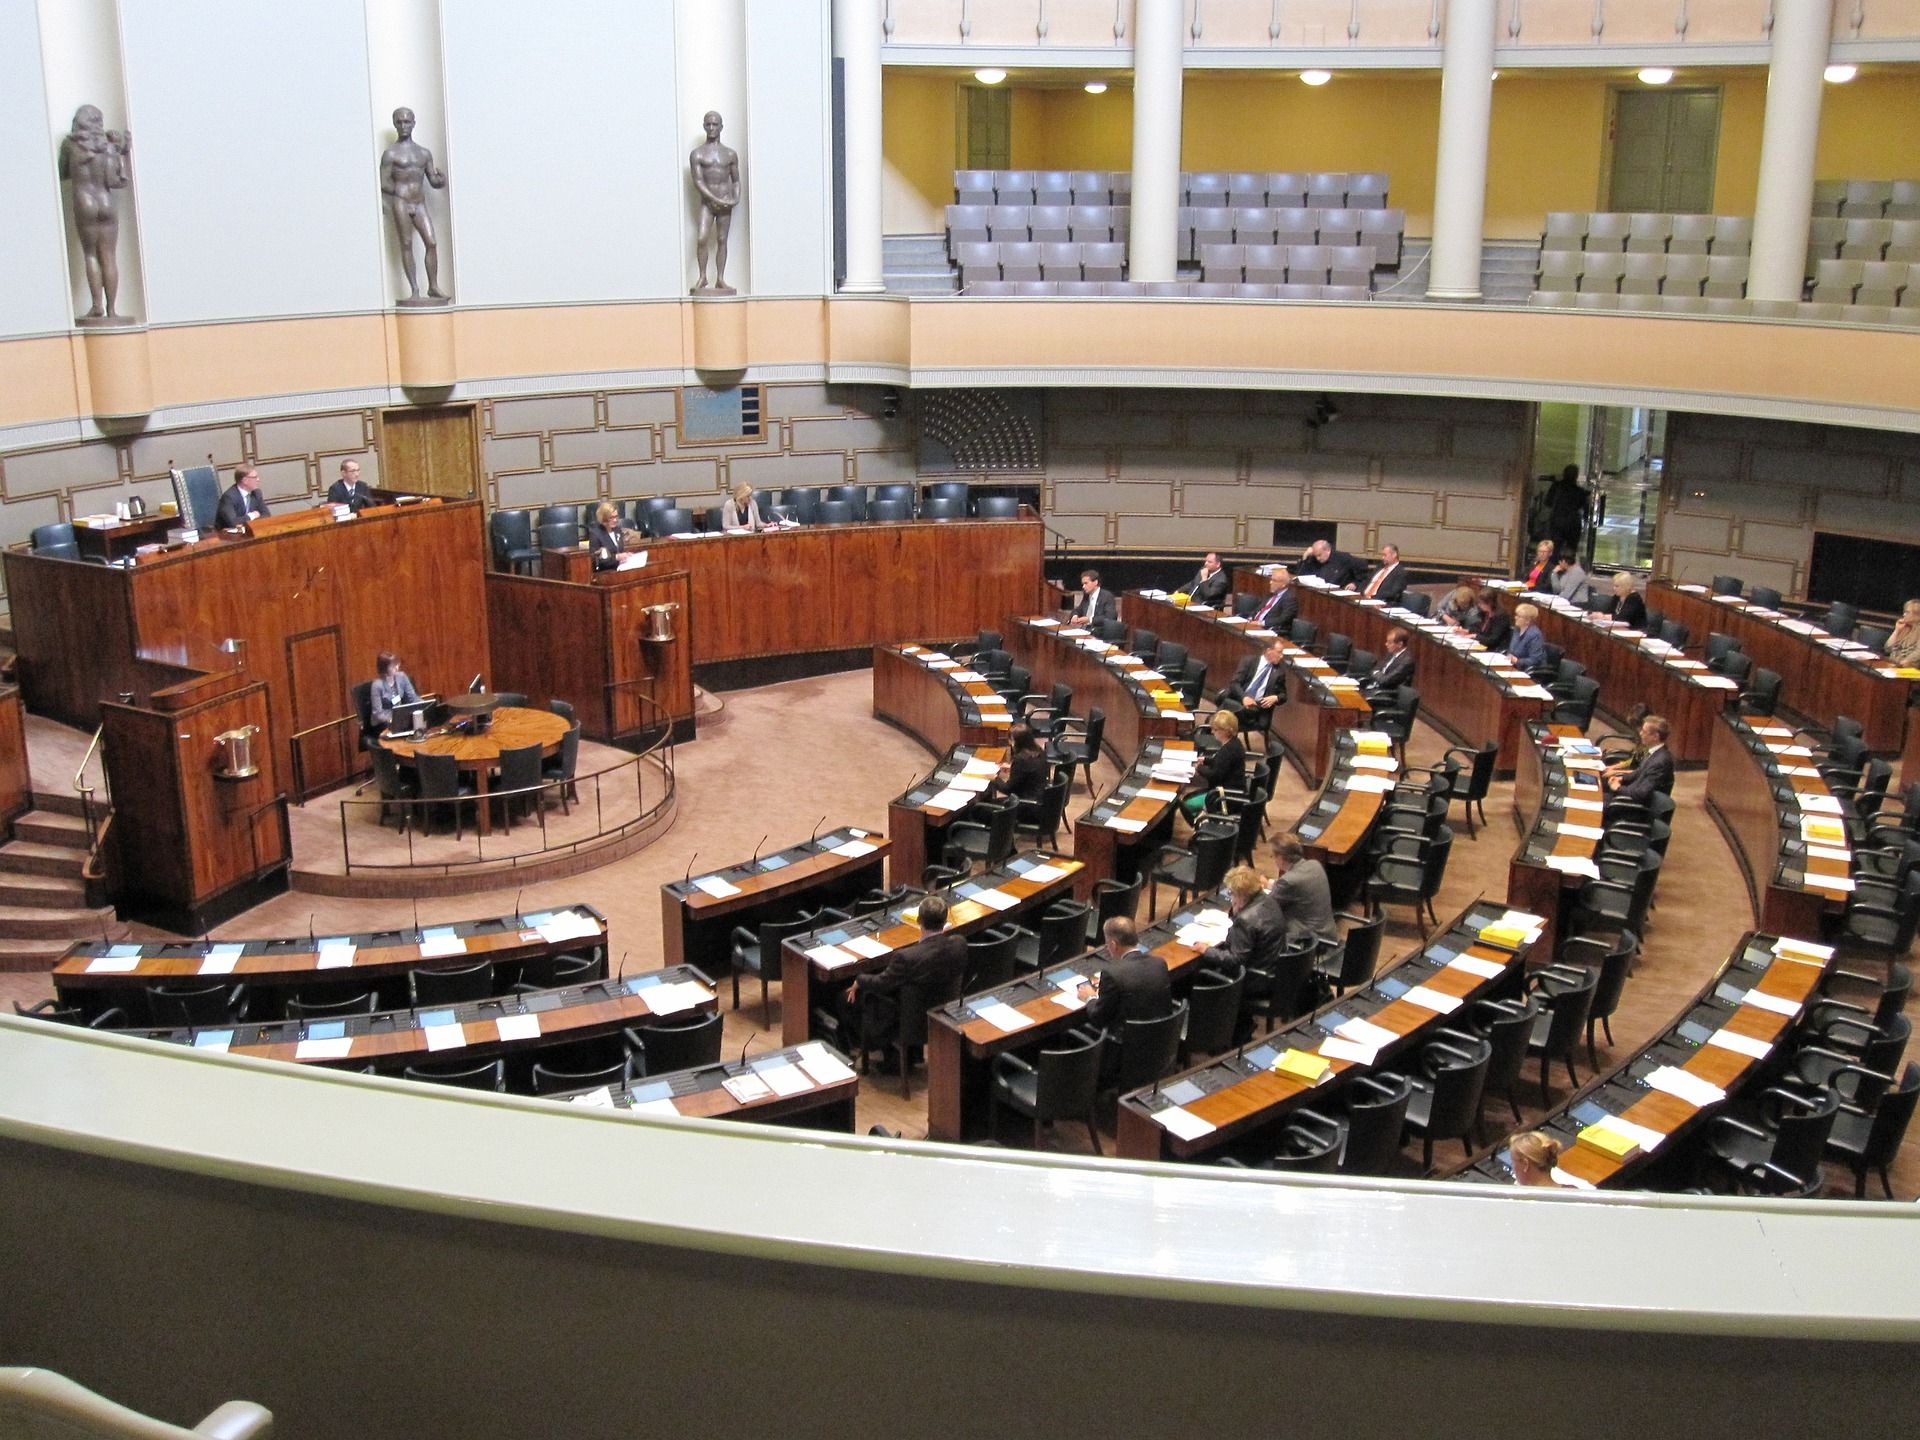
[[1292, 579, 1555, 776], [54, 903, 608, 1022], [1294, 728, 1400, 909], [777, 850, 1084, 1046], [1506, 723, 1613, 961], [1457, 932, 1833, 1189], [1004, 616, 1194, 763], [1490, 583, 1738, 763], [872, 643, 1015, 753], [1115, 900, 1544, 1163], [1651, 580, 1918, 753], [550, 1041, 861, 1132], [1069, 736, 1194, 901], [1706, 715, 1856, 941], [661, 827, 889, 977], [110, 966, 716, 1072]]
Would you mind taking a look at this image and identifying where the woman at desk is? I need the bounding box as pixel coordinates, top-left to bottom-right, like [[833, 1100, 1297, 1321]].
[[1508, 1129, 1565, 1187], [987, 724, 1049, 804], [721, 481, 764, 532], [1886, 599, 1920, 667], [1609, 572, 1648, 629], [586, 503, 626, 571], [1180, 711, 1245, 824], [369, 651, 421, 732]]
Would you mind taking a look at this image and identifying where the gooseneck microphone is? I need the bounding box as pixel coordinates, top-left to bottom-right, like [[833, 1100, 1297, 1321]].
[[750, 834, 768, 866], [810, 815, 828, 843], [683, 851, 699, 885]]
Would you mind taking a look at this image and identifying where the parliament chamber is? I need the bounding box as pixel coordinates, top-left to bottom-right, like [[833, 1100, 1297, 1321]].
[[3, 2, 1920, 1437]]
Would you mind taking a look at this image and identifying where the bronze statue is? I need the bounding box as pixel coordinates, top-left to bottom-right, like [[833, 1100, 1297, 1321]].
[[689, 111, 740, 295], [58, 105, 133, 325], [380, 107, 449, 306]]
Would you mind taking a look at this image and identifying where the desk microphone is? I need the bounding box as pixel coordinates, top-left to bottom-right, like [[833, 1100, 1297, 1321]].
[[513, 888, 523, 924], [810, 815, 828, 844], [412, 897, 423, 943], [308, 913, 316, 947], [740, 1032, 757, 1067], [682, 851, 699, 885], [615, 951, 629, 984], [750, 834, 768, 866]]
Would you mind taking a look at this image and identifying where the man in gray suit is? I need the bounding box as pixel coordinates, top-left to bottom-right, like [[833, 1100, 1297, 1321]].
[[1267, 831, 1337, 945]]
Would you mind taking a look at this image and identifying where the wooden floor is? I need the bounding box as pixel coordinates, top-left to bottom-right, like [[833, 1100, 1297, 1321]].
[[5, 667, 1914, 1198]]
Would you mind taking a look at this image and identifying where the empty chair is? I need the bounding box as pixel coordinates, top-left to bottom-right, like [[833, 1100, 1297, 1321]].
[[1192, 207, 1236, 249], [956, 242, 1002, 286], [1537, 251, 1582, 289], [625, 1008, 725, 1074], [1540, 212, 1586, 252], [1199, 243, 1244, 282], [404, 1056, 505, 1090], [1825, 1061, 1920, 1199], [990, 1029, 1103, 1153], [1028, 205, 1072, 243], [1330, 1072, 1416, 1176], [410, 958, 494, 1006], [416, 750, 476, 837], [1186, 172, 1230, 206], [998, 241, 1042, 281], [1823, 599, 1860, 638], [1857, 260, 1908, 307], [1702, 253, 1749, 298], [1306, 172, 1348, 208], [1225, 173, 1267, 208], [868, 497, 912, 522], [489, 510, 539, 574], [1033, 171, 1074, 206], [1264, 171, 1310, 208], [963, 925, 1021, 992], [1314, 910, 1383, 997], [1286, 245, 1331, 285], [1081, 241, 1126, 281], [1840, 217, 1893, 259], [984, 205, 1030, 242], [1066, 204, 1113, 243], [1662, 252, 1710, 295], [1070, 171, 1111, 205], [1346, 172, 1388, 207], [1812, 178, 1849, 214], [1578, 252, 1626, 292], [996, 170, 1037, 203], [1619, 253, 1665, 296], [1364, 825, 1452, 940], [1809, 215, 1849, 259], [944, 796, 1019, 875], [1524, 963, 1599, 1104], [150, 981, 246, 1029], [1699, 1083, 1840, 1195], [974, 495, 1020, 518], [1887, 219, 1920, 262], [1274, 282, 1320, 300], [531, 1049, 632, 1097], [1710, 215, 1753, 255], [813, 499, 856, 525], [535, 503, 581, 537], [1012, 899, 1093, 975], [1317, 207, 1363, 247], [1241, 244, 1288, 284], [1893, 180, 1920, 219], [649, 506, 697, 537], [728, 910, 820, 1026], [1145, 817, 1238, 919], [1667, 213, 1715, 253], [1321, 284, 1371, 303], [946, 203, 990, 248], [1583, 213, 1631, 250], [1327, 245, 1376, 289], [1812, 257, 1865, 303], [1271, 210, 1319, 247], [1233, 206, 1279, 245], [954, 169, 997, 205], [1038, 241, 1082, 280], [1625, 212, 1672, 253], [1400, 1031, 1493, 1171]]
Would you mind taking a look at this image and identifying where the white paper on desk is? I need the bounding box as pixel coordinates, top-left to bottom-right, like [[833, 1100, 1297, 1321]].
[[294, 1036, 354, 1060], [1563, 796, 1605, 812], [1553, 822, 1606, 841], [317, 942, 356, 970], [831, 838, 878, 858], [1549, 1166, 1596, 1190], [758, 1061, 813, 1097], [1693, 675, 1740, 689], [924, 657, 959, 670], [535, 912, 600, 944], [1780, 765, 1822, 778], [85, 955, 141, 973], [646, 981, 704, 1016], [1150, 767, 1196, 784], [1545, 856, 1602, 880], [1795, 793, 1843, 814], [1153, 1105, 1217, 1140], [1750, 724, 1794, 737], [1447, 953, 1507, 980], [722, 1072, 772, 1103], [973, 888, 1020, 911], [1491, 909, 1547, 941], [627, 1097, 681, 1116], [692, 874, 741, 899], [1591, 1112, 1670, 1152], [972, 695, 1009, 711], [1323, 677, 1362, 690], [1133, 670, 1168, 685], [962, 757, 999, 777], [1029, 617, 1061, 628], [1668, 658, 1707, 670], [1052, 979, 1089, 1011], [496, 1013, 542, 1043], [569, 1086, 616, 1108], [1344, 774, 1398, 793], [949, 774, 992, 793], [198, 944, 244, 975], [1740, 987, 1801, 1017], [424, 1021, 467, 1052], [1806, 843, 1853, 862], [1058, 628, 1091, 639], [1677, 583, 1709, 593], [975, 999, 1036, 1033], [1466, 651, 1502, 667], [1646, 1066, 1727, 1109], [1512, 684, 1556, 700], [1317, 1037, 1379, 1066], [1247, 628, 1278, 640], [1708, 1027, 1772, 1060], [1803, 872, 1857, 894], [1164, 709, 1196, 721], [797, 1043, 858, 1085], [1351, 755, 1397, 771], [1176, 922, 1230, 948], [922, 788, 970, 813], [1335, 1017, 1399, 1051], [844, 934, 892, 960], [949, 669, 985, 682], [1022, 863, 1068, 884], [418, 934, 467, 959], [1138, 785, 1180, 801], [1108, 816, 1148, 833], [1563, 757, 1605, 772], [1710, 593, 1745, 605], [617, 551, 649, 571], [1772, 936, 1835, 962], [1400, 984, 1464, 1014], [806, 942, 861, 972]]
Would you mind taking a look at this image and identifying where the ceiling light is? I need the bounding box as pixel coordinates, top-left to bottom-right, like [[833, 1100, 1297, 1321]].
[[1637, 67, 1674, 85], [974, 68, 1006, 85], [1490, 70, 1500, 80], [1083, 80, 1108, 94], [1300, 69, 1332, 87], [1824, 63, 1858, 83]]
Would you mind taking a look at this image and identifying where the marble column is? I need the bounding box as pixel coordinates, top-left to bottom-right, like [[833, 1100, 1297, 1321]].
[[834, 0, 885, 293], [1126, 0, 1185, 284], [1746, 2, 1829, 303], [1425, 0, 1498, 301]]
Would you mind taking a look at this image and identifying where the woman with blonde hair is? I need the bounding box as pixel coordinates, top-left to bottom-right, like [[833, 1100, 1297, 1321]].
[[1436, 583, 1483, 632], [586, 501, 624, 571], [721, 480, 764, 532], [1610, 571, 1648, 629], [1885, 599, 1920, 668], [1508, 1130, 1564, 1187], [1179, 710, 1245, 825]]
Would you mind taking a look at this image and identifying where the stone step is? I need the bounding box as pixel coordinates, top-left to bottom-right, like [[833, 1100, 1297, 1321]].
[[0, 903, 113, 940], [885, 276, 960, 295], [0, 873, 89, 909], [26, 791, 98, 820], [11, 810, 94, 850], [0, 840, 88, 879], [0, 935, 78, 972]]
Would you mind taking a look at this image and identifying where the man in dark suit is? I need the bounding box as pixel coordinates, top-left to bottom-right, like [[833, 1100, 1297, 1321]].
[[1362, 627, 1416, 697], [215, 465, 270, 529], [1182, 552, 1230, 608], [845, 893, 967, 1051], [326, 458, 372, 511], [1268, 832, 1338, 945], [1299, 537, 1363, 589], [1200, 866, 1288, 974], [1250, 568, 1298, 631], [1604, 715, 1675, 805], [1361, 543, 1410, 602], [1069, 568, 1118, 625], [1086, 916, 1173, 1032], [1218, 638, 1288, 739]]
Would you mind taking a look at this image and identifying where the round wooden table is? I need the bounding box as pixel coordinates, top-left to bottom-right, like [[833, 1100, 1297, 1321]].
[[379, 705, 571, 837]]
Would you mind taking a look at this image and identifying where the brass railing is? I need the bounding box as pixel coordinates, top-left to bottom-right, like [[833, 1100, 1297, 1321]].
[[72, 723, 110, 882]]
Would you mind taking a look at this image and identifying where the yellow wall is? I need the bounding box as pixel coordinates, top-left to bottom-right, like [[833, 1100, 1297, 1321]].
[[1711, 76, 1767, 217], [883, 71, 957, 234], [1487, 76, 1609, 237], [1818, 71, 1920, 178]]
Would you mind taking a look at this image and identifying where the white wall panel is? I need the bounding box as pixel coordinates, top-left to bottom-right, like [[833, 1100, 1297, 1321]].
[[442, 0, 682, 307], [0, 0, 71, 336], [744, 0, 832, 296], [118, 0, 382, 323]]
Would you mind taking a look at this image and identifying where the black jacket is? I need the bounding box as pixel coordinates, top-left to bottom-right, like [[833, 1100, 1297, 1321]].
[[1191, 736, 1246, 794], [327, 479, 372, 510], [1251, 585, 1298, 631], [1364, 562, 1410, 602], [586, 521, 625, 571], [1365, 647, 1416, 694], [1070, 587, 1119, 624], [1477, 609, 1513, 653], [1201, 895, 1289, 974], [1185, 566, 1230, 607], [1613, 745, 1675, 805], [1087, 949, 1174, 1031], [215, 483, 269, 529], [1614, 591, 1648, 629], [1302, 548, 1364, 588]]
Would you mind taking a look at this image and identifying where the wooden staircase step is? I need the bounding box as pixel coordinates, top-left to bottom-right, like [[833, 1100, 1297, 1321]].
[[0, 874, 89, 909]]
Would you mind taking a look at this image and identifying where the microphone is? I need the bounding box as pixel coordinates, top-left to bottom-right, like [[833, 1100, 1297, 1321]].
[[740, 1032, 757, 1067], [412, 898, 422, 942], [308, 913, 316, 947], [683, 851, 699, 885], [467, 673, 484, 694], [750, 834, 768, 866], [810, 815, 828, 843], [513, 888, 523, 923], [616, 950, 629, 984]]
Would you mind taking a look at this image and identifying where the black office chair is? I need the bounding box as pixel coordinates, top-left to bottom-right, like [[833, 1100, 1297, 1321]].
[[1401, 590, 1433, 618], [1822, 600, 1860, 640], [1012, 899, 1093, 974], [1312, 910, 1383, 998], [1441, 742, 1496, 838], [1857, 623, 1894, 656], [728, 911, 821, 1027], [825, 484, 868, 520], [1704, 632, 1741, 669], [1709, 574, 1744, 597], [1563, 929, 1639, 1066], [861, 495, 909, 523], [814, 499, 857, 525], [403, 1057, 506, 1091], [1374, 686, 1421, 760], [991, 1029, 1104, 1152], [29, 522, 80, 560], [1145, 817, 1238, 919], [1346, 649, 1376, 679], [1107, 1003, 1186, 1094], [963, 925, 1021, 991], [541, 722, 581, 816], [1329, 1072, 1415, 1175], [1747, 585, 1783, 610], [493, 741, 544, 830], [1365, 825, 1452, 940], [1179, 963, 1245, 1064], [1153, 641, 1188, 675], [1825, 1061, 1919, 1198], [871, 482, 916, 511], [944, 797, 1019, 874], [531, 1050, 633, 1097], [409, 959, 495, 1007], [1045, 707, 1106, 794], [415, 751, 477, 837], [974, 496, 1021, 519], [283, 990, 377, 1022], [512, 949, 604, 991], [536, 503, 582, 537], [1129, 629, 1159, 661], [781, 487, 823, 523], [1289, 618, 1318, 648], [624, 1009, 725, 1075], [1467, 993, 1541, 1128], [1549, 675, 1602, 733], [537, 520, 577, 553], [918, 497, 965, 520], [1699, 1082, 1840, 1195], [650, 507, 698, 537], [1524, 962, 1599, 1105], [1084, 875, 1143, 946], [863, 971, 966, 1097], [1241, 934, 1319, 1034], [1400, 1029, 1493, 1171], [489, 510, 540, 574], [150, 981, 247, 1029], [1014, 772, 1071, 850]]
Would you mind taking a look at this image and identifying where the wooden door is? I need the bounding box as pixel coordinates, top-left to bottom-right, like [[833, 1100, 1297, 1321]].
[[378, 403, 480, 499], [1608, 87, 1720, 214], [287, 626, 354, 798]]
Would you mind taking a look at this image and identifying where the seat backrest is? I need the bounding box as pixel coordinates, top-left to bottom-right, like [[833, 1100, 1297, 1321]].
[[1422, 1034, 1493, 1135], [1770, 1086, 1841, 1182], [410, 957, 495, 1005], [1478, 995, 1540, 1091], [1038, 899, 1093, 970], [1336, 911, 1385, 987], [1116, 1002, 1185, 1089], [1865, 1062, 1920, 1165], [974, 496, 1020, 519], [964, 925, 1021, 991], [1341, 1073, 1413, 1174], [1539, 966, 1599, 1051], [650, 507, 697, 537], [1184, 965, 1245, 1056], [869, 498, 912, 522], [1036, 1032, 1104, 1117], [496, 740, 544, 794]]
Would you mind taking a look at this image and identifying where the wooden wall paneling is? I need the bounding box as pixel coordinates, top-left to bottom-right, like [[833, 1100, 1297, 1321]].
[[485, 575, 611, 738], [1, 554, 142, 727], [830, 526, 886, 649], [285, 627, 353, 797], [0, 688, 32, 830], [378, 405, 480, 499], [600, 569, 695, 731], [99, 702, 192, 905]]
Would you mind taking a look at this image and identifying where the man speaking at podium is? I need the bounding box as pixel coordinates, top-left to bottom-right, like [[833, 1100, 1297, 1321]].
[[216, 465, 271, 529]]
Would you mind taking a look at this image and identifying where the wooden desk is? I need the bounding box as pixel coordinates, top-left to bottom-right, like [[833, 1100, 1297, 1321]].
[[872, 644, 1014, 755], [1004, 617, 1194, 763], [1117, 592, 1263, 699], [887, 744, 1010, 888], [1114, 900, 1539, 1162], [1490, 585, 1737, 764], [1705, 715, 1853, 942], [1651, 580, 1918, 753], [115, 965, 713, 1073], [1069, 738, 1193, 900], [660, 827, 888, 978], [556, 1041, 860, 1132], [777, 851, 1083, 1046], [541, 545, 593, 583], [380, 705, 570, 838], [54, 904, 610, 1022], [72, 513, 175, 561], [1461, 932, 1831, 1189], [1506, 723, 1610, 961], [1292, 729, 1399, 911], [1293, 582, 1553, 776], [923, 900, 1220, 1142], [1268, 644, 1373, 785]]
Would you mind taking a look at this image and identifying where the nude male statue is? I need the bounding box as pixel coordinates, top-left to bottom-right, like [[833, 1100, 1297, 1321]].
[[689, 111, 740, 295], [58, 105, 133, 324], [379, 107, 449, 305]]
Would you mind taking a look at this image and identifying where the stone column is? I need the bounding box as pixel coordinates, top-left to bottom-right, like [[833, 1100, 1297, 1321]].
[[1425, 0, 1498, 301], [1125, 0, 1185, 284], [834, 0, 885, 293], [1747, 3, 1829, 303]]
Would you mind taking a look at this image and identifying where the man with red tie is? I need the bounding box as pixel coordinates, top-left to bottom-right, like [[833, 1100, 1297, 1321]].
[[1251, 568, 1297, 630], [1363, 543, 1409, 602]]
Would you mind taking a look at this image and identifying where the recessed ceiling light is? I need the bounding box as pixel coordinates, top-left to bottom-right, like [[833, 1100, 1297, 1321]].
[[1824, 63, 1858, 83], [1084, 80, 1108, 94], [1300, 69, 1332, 87], [1490, 70, 1500, 80], [1637, 67, 1674, 85], [974, 68, 1006, 85]]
